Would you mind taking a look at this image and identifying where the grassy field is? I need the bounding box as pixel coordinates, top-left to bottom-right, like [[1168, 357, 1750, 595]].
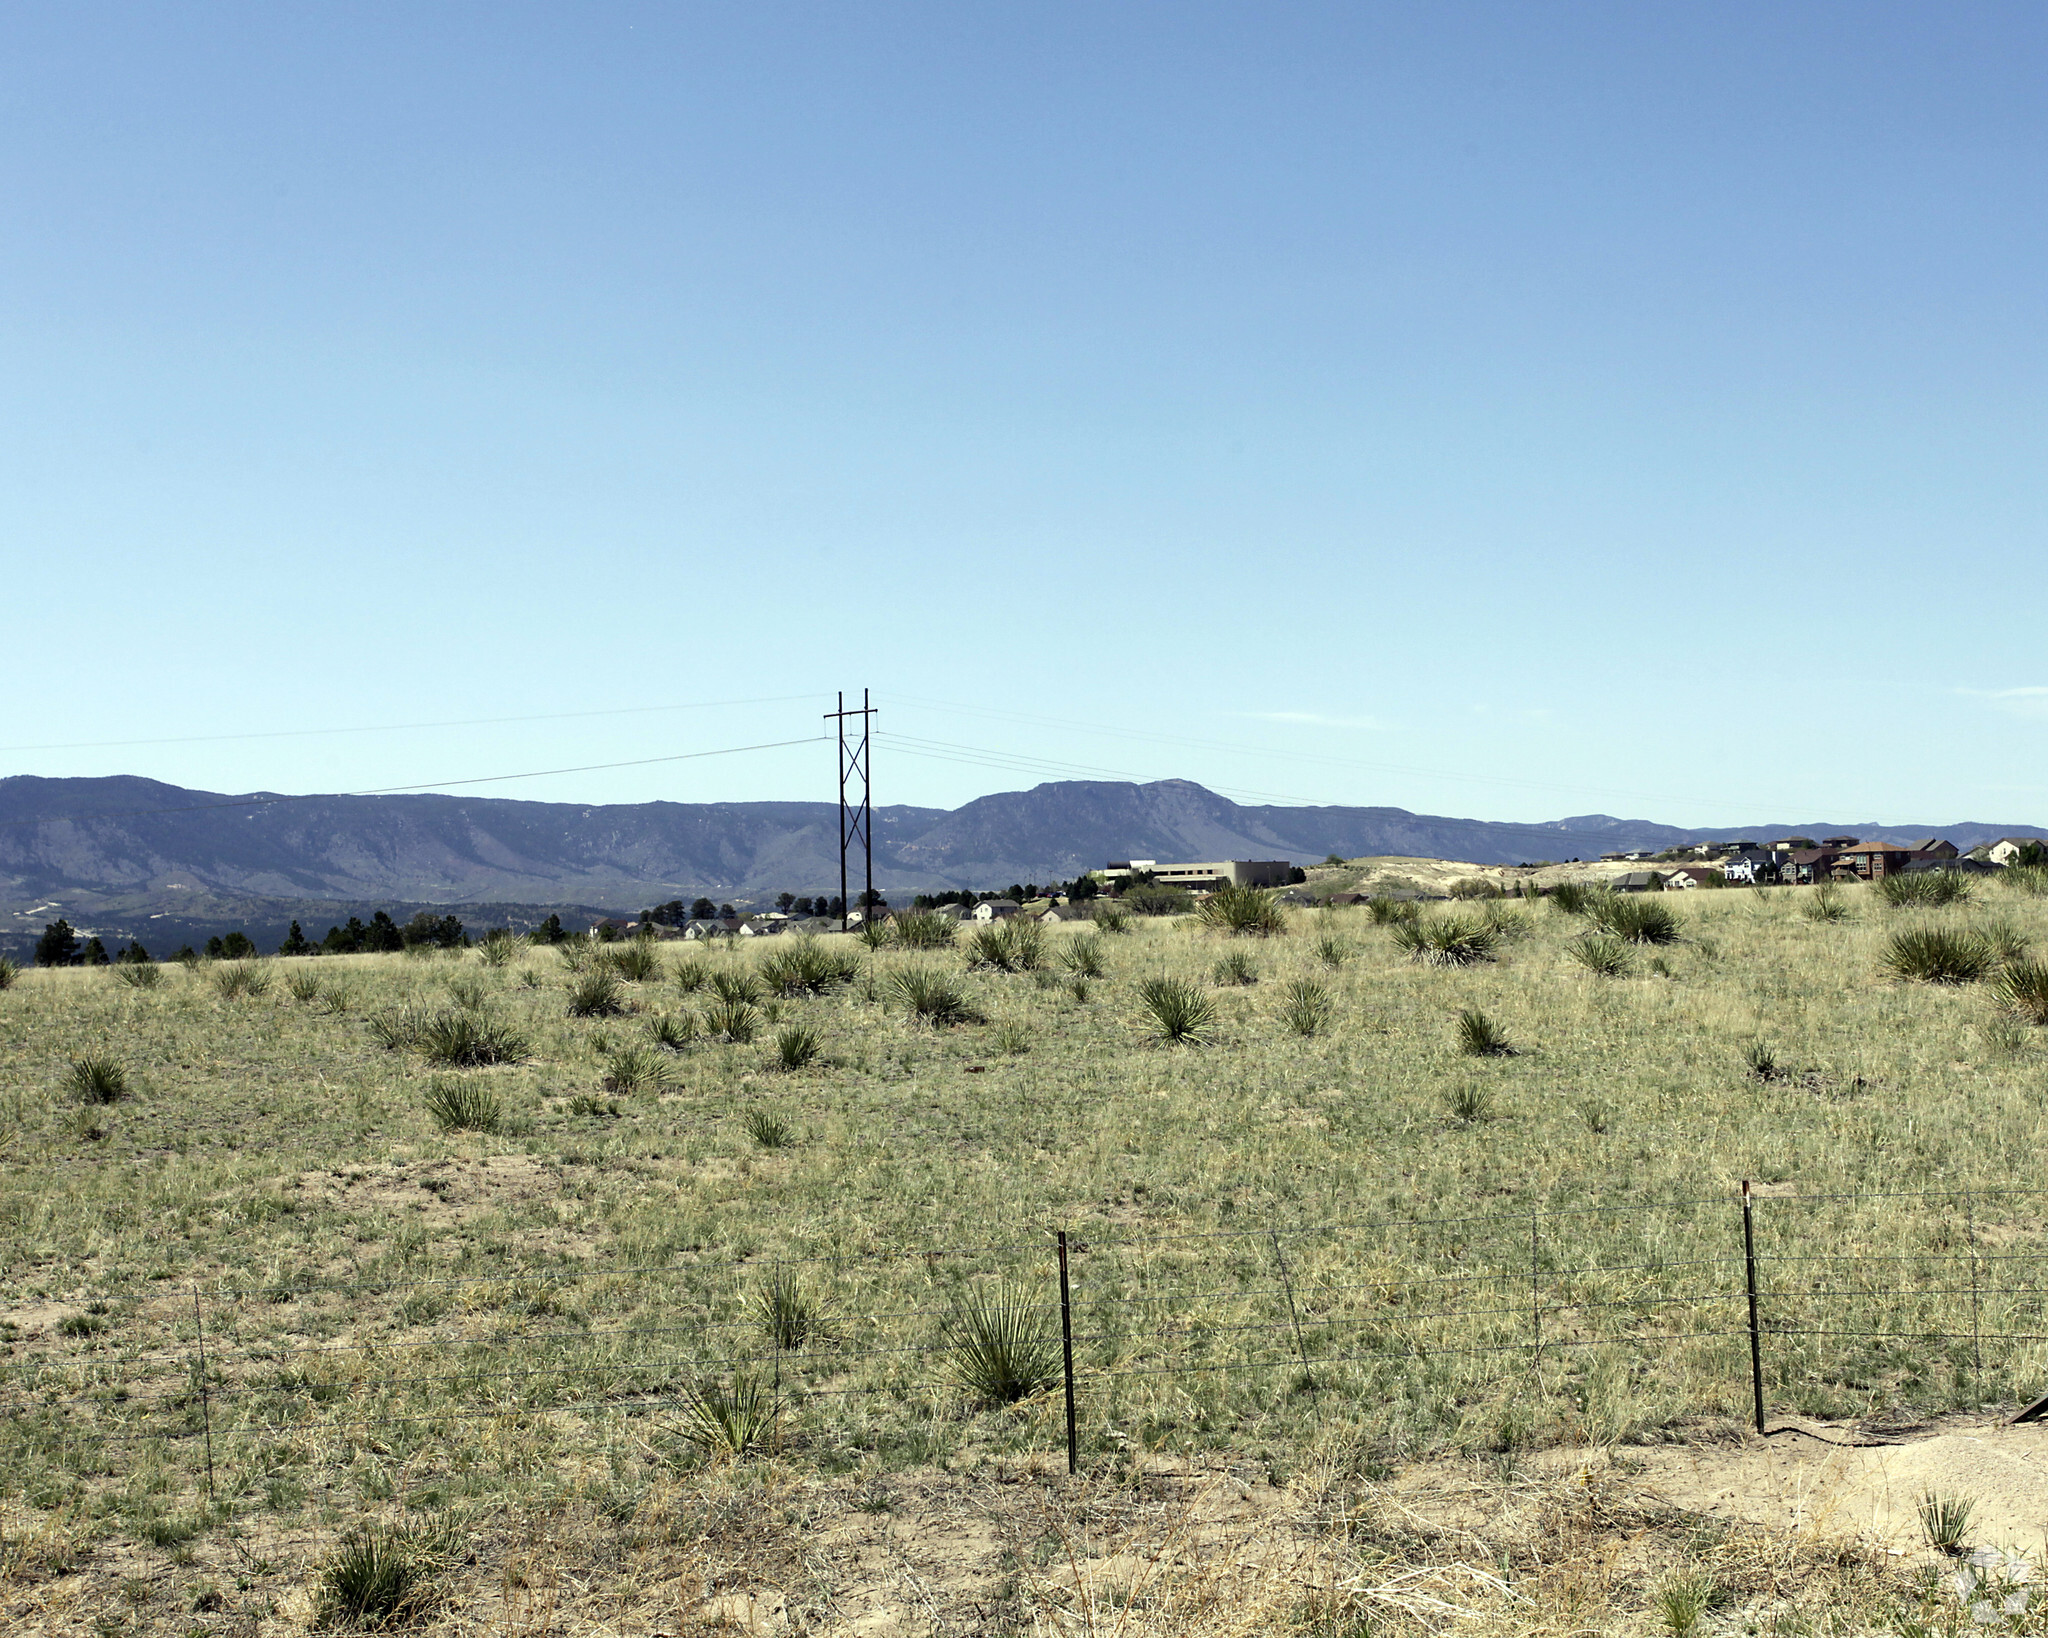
[[5, 873, 2048, 1633]]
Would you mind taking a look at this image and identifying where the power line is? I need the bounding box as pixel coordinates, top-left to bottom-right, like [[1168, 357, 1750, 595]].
[[0, 736, 830, 829], [0, 693, 828, 756]]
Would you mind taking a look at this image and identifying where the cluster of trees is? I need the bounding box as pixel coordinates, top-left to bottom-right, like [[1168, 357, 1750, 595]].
[[316, 911, 468, 954], [909, 875, 1104, 911]]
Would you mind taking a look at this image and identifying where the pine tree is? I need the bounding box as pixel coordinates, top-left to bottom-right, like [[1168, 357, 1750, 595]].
[[80, 936, 110, 966], [35, 920, 80, 966], [279, 921, 313, 956]]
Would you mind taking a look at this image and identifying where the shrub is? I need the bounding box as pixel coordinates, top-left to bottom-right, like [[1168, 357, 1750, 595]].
[[892, 966, 984, 1027], [1567, 934, 1633, 977], [284, 967, 323, 1003], [1280, 977, 1333, 1038], [1982, 919, 2030, 965], [1587, 893, 1681, 945], [1992, 959, 2048, 1024], [602, 1045, 675, 1093], [1213, 949, 1258, 986], [744, 1107, 792, 1149], [943, 1284, 1060, 1404], [1391, 916, 1501, 967], [1882, 928, 1994, 985], [67, 1053, 129, 1105], [417, 1009, 527, 1067], [115, 961, 162, 990], [2001, 864, 2048, 898], [1136, 976, 1217, 1046], [367, 1007, 431, 1051], [754, 1270, 828, 1349], [0, 956, 15, 990], [423, 1077, 503, 1134], [707, 970, 764, 1007], [1877, 870, 1974, 908], [1366, 895, 1422, 924], [567, 971, 627, 1017], [967, 920, 1045, 972], [1742, 1041, 1787, 1082], [672, 957, 709, 992], [773, 1023, 823, 1071], [1448, 877, 1501, 900], [891, 910, 959, 951], [209, 961, 271, 999], [1059, 934, 1106, 979], [1313, 932, 1349, 968], [607, 942, 664, 982], [650, 1011, 698, 1050], [444, 975, 488, 1012], [1197, 882, 1287, 937], [1546, 881, 1598, 916], [316, 1527, 435, 1629], [1456, 1008, 1517, 1057], [1802, 885, 1852, 923], [678, 1374, 775, 1459], [760, 938, 861, 995], [702, 1000, 763, 1044], [1125, 885, 1193, 916]]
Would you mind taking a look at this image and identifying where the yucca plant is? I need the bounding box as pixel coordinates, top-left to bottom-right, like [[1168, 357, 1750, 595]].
[[2001, 863, 2048, 898], [702, 999, 763, 1043], [672, 956, 709, 992], [942, 1284, 1061, 1405], [677, 1373, 775, 1458], [1196, 881, 1286, 937], [477, 930, 526, 967], [1992, 959, 2048, 1024], [423, 1076, 503, 1134], [283, 966, 322, 1003], [1587, 894, 1681, 945], [1313, 932, 1349, 969], [891, 966, 984, 1027], [67, 1053, 130, 1105], [444, 975, 488, 1012], [1444, 1083, 1495, 1125], [1918, 1489, 1976, 1555], [556, 939, 596, 973], [316, 1527, 436, 1628], [744, 1107, 793, 1149], [1059, 934, 1106, 979], [760, 937, 861, 995], [1567, 934, 1633, 977], [567, 970, 627, 1017], [1546, 881, 1597, 916], [891, 910, 960, 950], [649, 1011, 698, 1050], [966, 920, 1044, 972], [1743, 1040, 1787, 1082], [753, 1269, 829, 1349], [607, 941, 664, 982], [1802, 885, 1852, 923], [1213, 948, 1258, 986], [209, 961, 271, 999], [1882, 928, 1994, 985], [773, 1023, 823, 1071], [1455, 1007, 1517, 1057], [1481, 905, 1531, 941], [367, 1007, 431, 1051], [0, 956, 16, 990], [706, 969, 763, 1007], [1366, 895, 1421, 925], [114, 960, 162, 990], [1091, 903, 1133, 934], [602, 1045, 675, 1093], [1654, 1570, 1716, 1637], [1136, 976, 1217, 1046], [413, 1009, 527, 1066], [1391, 916, 1501, 968], [1982, 919, 2030, 965], [1877, 870, 1974, 908], [1279, 977, 1333, 1038]]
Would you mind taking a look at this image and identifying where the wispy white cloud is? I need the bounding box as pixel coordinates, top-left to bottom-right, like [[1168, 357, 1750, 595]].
[[1232, 710, 1386, 731], [1958, 687, 2048, 721]]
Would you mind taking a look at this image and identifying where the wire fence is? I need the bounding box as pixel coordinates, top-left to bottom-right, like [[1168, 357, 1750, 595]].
[[7, 1185, 2046, 1502]]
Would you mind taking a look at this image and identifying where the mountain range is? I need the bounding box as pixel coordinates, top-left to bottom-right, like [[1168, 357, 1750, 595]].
[[2, 773, 2039, 955]]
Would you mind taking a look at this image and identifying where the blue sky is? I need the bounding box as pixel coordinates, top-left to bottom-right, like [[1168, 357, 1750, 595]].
[[5, 3, 2046, 826]]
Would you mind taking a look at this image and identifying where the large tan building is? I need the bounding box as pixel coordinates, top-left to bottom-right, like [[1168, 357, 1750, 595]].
[[1095, 858, 1295, 890]]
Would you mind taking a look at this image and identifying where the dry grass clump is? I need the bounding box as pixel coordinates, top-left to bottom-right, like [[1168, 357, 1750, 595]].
[[114, 960, 162, 989], [316, 1525, 440, 1628]]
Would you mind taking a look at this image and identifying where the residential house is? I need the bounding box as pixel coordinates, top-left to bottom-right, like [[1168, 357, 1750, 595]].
[[972, 899, 1021, 922], [1663, 867, 1724, 890], [1906, 838, 1960, 860], [1610, 871, 1667, 892], [1775, 849, 1834, 886], [1718, 849, 1773, 886], [738, 918, 785, 937], [1987, 838, 2047, 866], [682, 918, 742, 940], [1831, 840, 1917, 881]]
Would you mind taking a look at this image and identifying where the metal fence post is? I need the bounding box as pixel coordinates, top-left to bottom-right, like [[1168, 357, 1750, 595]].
[[1965, 1190, 1982, 1403], [1742, 1182, 1766, 1436], [1529, 1209, 1542, 1376], [1057, 1231, 1077, 1476], [191, 1286, 216, 1501]]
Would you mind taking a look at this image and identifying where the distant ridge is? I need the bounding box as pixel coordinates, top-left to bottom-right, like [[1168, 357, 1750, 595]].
[[2, 774, 2037, 919]]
